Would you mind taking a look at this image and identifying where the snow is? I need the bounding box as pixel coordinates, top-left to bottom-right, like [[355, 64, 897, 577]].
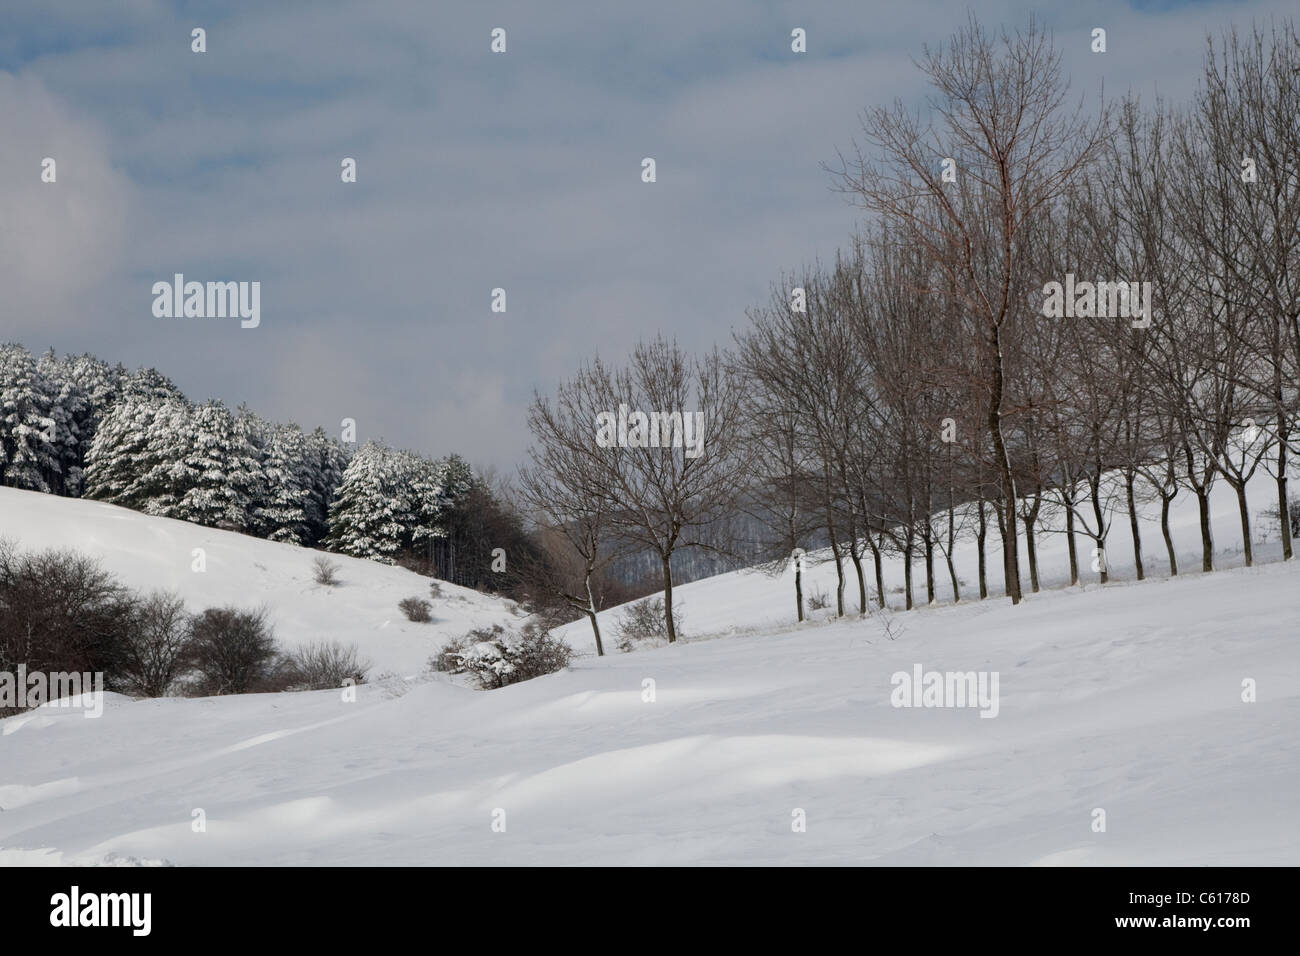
[[0, 486, 521, 676], [2, 473, 1298, 865], [555, 466, 1294, 653]]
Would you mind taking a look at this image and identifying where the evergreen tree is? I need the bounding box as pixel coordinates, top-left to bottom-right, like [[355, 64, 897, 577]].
[[84, 396, 190, 510], [36, 349, 90, 496], [305, 427, 350, 546], [326, 441, 419, 562], [168, 401, 266, 531], [257, 421, 314, 544], [0, 344, 59, 493]]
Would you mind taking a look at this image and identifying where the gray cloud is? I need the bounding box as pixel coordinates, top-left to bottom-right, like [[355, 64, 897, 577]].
[[2, 0, 1293, 467]]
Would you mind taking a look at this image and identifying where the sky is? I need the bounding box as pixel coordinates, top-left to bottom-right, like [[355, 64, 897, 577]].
[[0, 0, 1288, 470]]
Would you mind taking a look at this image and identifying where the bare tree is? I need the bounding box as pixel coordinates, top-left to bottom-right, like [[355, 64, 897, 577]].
[[591, 337, 751, 642], [520, 365, 630, 655], [831, 15, 1110, 604], [121, 590, 191, 697]]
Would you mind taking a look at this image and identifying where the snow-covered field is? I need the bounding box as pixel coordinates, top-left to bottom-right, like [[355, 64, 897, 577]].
[[0, 487, 521, 676], [2, 475, 1298, 865]]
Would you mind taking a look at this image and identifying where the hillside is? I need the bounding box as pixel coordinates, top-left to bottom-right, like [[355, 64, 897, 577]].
[[2, 472, 1298, 866], [2, 550, 1296, 865], [557, 468, 1294, 653], [0, 486, 521, 676]]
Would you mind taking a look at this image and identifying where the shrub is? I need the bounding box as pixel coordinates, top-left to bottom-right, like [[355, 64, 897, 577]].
[[429, 625, 497, 673], [615, 595, 683, 652], [120, 590, 192, 697], [188, 606, 278, 695], [398, 597, 432, 622], [284, 640, 371, 691], [435, 623, 572, 689], [0, 540, 137, 694], [806, 588, 830, 611], [312, 556, 340, 586], [428, 580, 444, 600]]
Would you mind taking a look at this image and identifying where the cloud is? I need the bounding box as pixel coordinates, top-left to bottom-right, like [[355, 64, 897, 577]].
[[0, 71, 132, 337], [3, 0, 1294, 466]]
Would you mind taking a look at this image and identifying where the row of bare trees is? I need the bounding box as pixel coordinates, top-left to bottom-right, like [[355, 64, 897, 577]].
[[520, 16, 1299, 648]]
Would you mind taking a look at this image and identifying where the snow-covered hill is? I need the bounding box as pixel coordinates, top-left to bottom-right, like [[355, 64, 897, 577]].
[[1, 475, 1297, 865], [0, 486, 521, 675], [557, 468, 1293, 653], [2, 552, 1297, 865]]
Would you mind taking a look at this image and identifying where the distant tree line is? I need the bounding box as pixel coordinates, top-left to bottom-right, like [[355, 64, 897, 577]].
[[0, 343, 533, 593]]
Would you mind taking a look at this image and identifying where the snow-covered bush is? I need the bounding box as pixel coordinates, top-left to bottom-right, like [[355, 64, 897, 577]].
[[432, 623, 572, 689], [615, 595, 683, 652], [398, 597, 432, 622]]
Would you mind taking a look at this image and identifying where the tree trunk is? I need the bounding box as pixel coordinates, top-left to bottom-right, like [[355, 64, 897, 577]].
[[1196, 488, 1214, 572], [923, 533, 936, 605], [976, 497, 988, 599], [869, 535, 885, 608], [1022, 514, 1040, 593], [1234, 482, 1253, 568], [1278, 412, 1293, 560], [794, 562, 804, 622], [1126, 472, 1145, 581], [1064, 496, 1080, 586], [903, 537, 914, 611], [1090, 477, 1109, 584], [1160, 494, 1178, 576], [661, 554, 677, 643], [823, 464, 844, 617], [585, 572, 604, 656], [833, 546, 846, 617], [994, 496, 1020, 598], [988, 332, 1022, 604], [946, 498, 960, 602], [849, 548, 867, 616]]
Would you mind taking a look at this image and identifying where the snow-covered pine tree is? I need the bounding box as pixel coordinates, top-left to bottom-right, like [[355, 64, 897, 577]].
[[440, 453, 476, 508], [36, 349, 89, 496], [168, 400, 266, 531], [59, 353, 128, 475], [0, 343, 60, 493], [121, 366, 186, 403], [410, 454, 449, 560], [84, 396, 191, 511], [304, 427, 350, 546], [325, 441, 419, 562], [257, 421, 315, 544]]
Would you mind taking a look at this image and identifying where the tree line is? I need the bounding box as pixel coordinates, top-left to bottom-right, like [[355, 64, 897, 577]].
[[0, 343, 531, 592], [519, 17, 1300, 649]]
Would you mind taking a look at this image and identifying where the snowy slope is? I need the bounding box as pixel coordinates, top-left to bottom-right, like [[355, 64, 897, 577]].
[[1, 554, 1296, 865], [0, 486, 521, 675], [2, 473, 1298, 866], [557, 467, 1294, 653]]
